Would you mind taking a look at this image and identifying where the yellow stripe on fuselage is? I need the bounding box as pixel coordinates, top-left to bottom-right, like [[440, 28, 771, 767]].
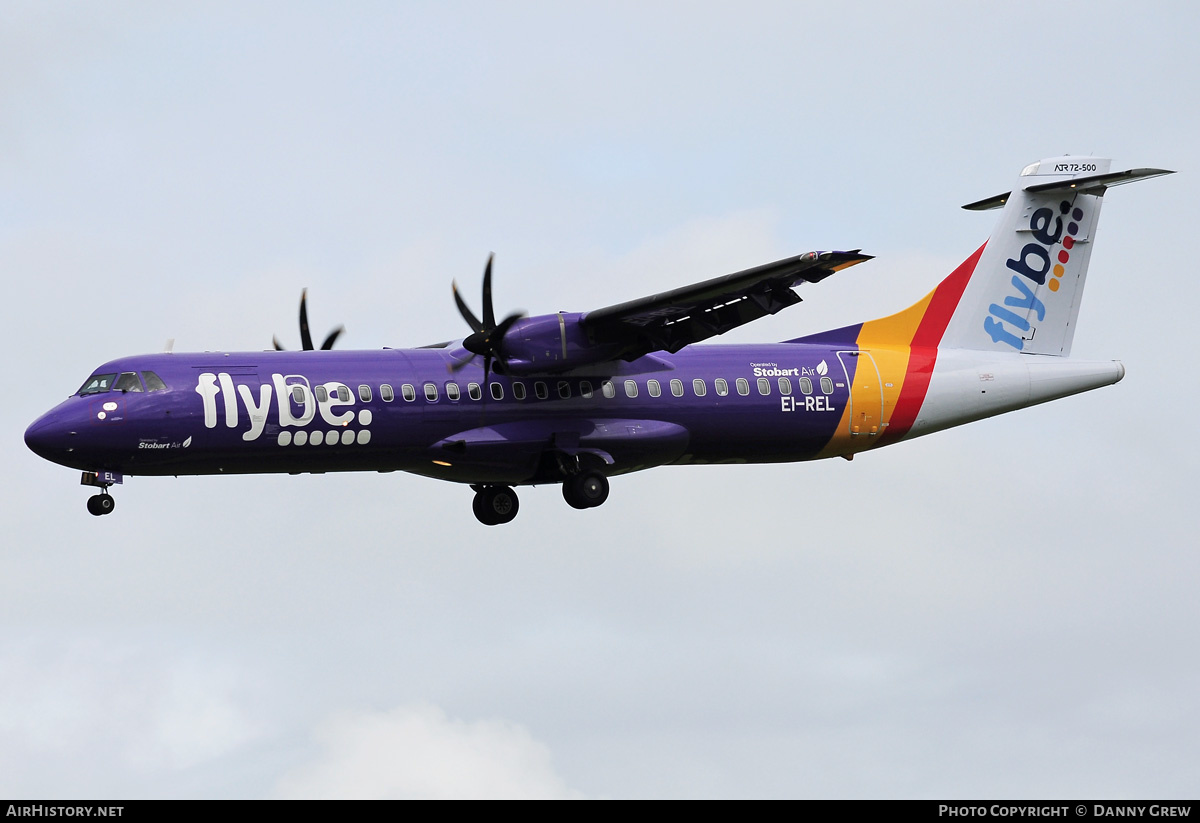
[[815, 287, 936, 458]]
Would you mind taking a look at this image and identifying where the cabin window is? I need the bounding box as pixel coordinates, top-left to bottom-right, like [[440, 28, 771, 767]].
[[601, 381, 615, 399], [490, 382, 504, 400], [736, 377, 750, 396], [115, 372, 143, 393], [689, 378, 704, 397], [359, 385, 373, 402], [715, 378, 729, 396], [445, 382, 461, 401], [77, 374, 117, 396], [535, 381, 549, 400], [337, 385, 352, 402], [799, 377, 813, 395], [670, 379, 684, 397], [624, 380, 638, 398], [141, 371, 168, 392], [291, 385, 305, 404], [401, 383, 416, 402], [580, 380, 593, 399], [778, 377, 792, 395], [558, 381, 571, 399], [757, 377, 771, 396], [380, 384, 394, 402], [647, 379, 661, 398], [315, 386, 329, 402], [512, 381, 526, 400], [424, 382, 438, 402], [468, 382, 482, 401], [820, 376, 834, 395]]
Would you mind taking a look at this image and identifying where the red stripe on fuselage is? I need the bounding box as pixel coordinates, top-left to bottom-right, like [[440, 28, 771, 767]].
[[877, 243, 985, 445]]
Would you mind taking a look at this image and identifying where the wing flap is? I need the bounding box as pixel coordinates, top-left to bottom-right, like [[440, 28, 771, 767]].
[[581, 250, 871, 359]]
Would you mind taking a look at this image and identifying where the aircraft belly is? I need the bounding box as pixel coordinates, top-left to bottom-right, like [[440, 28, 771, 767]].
[[421, 417, 690, 485], [667, 403, 845, 465]]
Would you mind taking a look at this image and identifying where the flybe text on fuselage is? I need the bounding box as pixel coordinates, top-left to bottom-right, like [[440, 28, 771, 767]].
[[985, 199, 1084, 350], [194, 372, 373, 444]]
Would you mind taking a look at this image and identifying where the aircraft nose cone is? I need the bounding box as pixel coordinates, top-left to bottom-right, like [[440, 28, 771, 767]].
[[24, 413, 75, 462]]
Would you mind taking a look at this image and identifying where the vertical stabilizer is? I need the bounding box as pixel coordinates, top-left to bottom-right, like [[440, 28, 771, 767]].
[[939, 157, 1171, 356]]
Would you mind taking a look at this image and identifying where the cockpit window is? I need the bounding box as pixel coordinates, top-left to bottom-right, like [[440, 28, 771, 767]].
[[141, 371, 168, 392], [77, 373, 118, 396], [114, 372, 144, 393]]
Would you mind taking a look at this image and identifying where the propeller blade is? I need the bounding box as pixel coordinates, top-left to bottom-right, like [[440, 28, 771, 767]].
[[299, 288, 314, 351], [273, 289, 343, 352], [451, 254, 521, 377], [481, 253, 496, 330], [448, 352, 477, 373], [493, 312, 524, 347], [453, 281, 485, 333], [320, 326, 344, 351]]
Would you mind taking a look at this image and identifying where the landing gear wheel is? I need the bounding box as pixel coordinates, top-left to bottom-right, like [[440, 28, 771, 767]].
[[472, 486, 519, 525], [562, 471, 609, 509], [87, 493, 115, 516]]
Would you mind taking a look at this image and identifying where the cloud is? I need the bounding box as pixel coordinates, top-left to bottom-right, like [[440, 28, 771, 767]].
[[274, 703, 584, 799], [0, 638, 266, 796]]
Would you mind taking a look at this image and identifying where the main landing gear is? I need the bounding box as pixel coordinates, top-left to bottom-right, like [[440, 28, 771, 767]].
[[469, 470, 611, 525], [472, 485, 520, 526], [561, 470, 609, 510]]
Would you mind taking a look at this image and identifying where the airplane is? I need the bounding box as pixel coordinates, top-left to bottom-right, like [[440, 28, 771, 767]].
[[24, 156, 1172, 525]]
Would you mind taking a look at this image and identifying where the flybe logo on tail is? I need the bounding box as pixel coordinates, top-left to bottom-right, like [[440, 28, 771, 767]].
[[985, 201, 1085, 350]]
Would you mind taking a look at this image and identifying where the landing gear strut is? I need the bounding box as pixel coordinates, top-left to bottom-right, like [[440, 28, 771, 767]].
[[562, 470, 609, 510], [472, 485, 520, 525]]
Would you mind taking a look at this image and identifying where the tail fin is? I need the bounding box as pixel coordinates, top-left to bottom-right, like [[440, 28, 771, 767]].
[[788, 157, 1171, 355], [936, 157, 1171, 356]]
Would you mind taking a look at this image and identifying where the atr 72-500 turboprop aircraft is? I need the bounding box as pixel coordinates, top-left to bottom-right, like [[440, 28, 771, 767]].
[[25, 157, 1171, 524]]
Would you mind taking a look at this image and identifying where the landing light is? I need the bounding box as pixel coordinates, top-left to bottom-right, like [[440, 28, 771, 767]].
[[432, 460, 452, 467]]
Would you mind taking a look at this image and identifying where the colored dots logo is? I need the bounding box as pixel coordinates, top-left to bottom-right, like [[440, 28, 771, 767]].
[[1048, 201, 1085, 293]]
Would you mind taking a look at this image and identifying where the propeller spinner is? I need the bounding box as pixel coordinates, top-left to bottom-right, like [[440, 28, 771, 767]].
[[451, 254, 525, 382], [273, 289, 344, 351]]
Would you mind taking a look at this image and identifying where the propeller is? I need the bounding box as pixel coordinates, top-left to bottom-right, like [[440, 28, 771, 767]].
[[273, 289, 344, 351], [450, 254, 524, 384]]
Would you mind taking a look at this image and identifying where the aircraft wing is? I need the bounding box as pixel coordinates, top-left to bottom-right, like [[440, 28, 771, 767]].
[[580, 250, 871, 359]]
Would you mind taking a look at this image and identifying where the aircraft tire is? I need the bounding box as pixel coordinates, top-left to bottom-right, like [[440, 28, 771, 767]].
[[562, 481, 589, 510], [474, 486, 519, 525], [87, 494, 115, 516], [564, 471, 608, 509]]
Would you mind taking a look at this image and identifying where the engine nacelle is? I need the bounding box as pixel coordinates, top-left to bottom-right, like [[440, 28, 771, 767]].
[[498, 312, 624, 374]]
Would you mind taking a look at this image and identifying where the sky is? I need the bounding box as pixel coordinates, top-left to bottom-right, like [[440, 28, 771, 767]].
[[3, 0, 1198, 799]]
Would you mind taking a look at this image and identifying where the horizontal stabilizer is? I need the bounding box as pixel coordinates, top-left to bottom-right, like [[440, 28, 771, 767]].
[[1025, 167, 1174, 196], [963, 167, 1174, 210]]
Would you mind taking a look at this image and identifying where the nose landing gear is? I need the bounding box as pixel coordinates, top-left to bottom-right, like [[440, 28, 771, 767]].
[[86, 493, 115, 516], [81, 470, 119, 516]]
